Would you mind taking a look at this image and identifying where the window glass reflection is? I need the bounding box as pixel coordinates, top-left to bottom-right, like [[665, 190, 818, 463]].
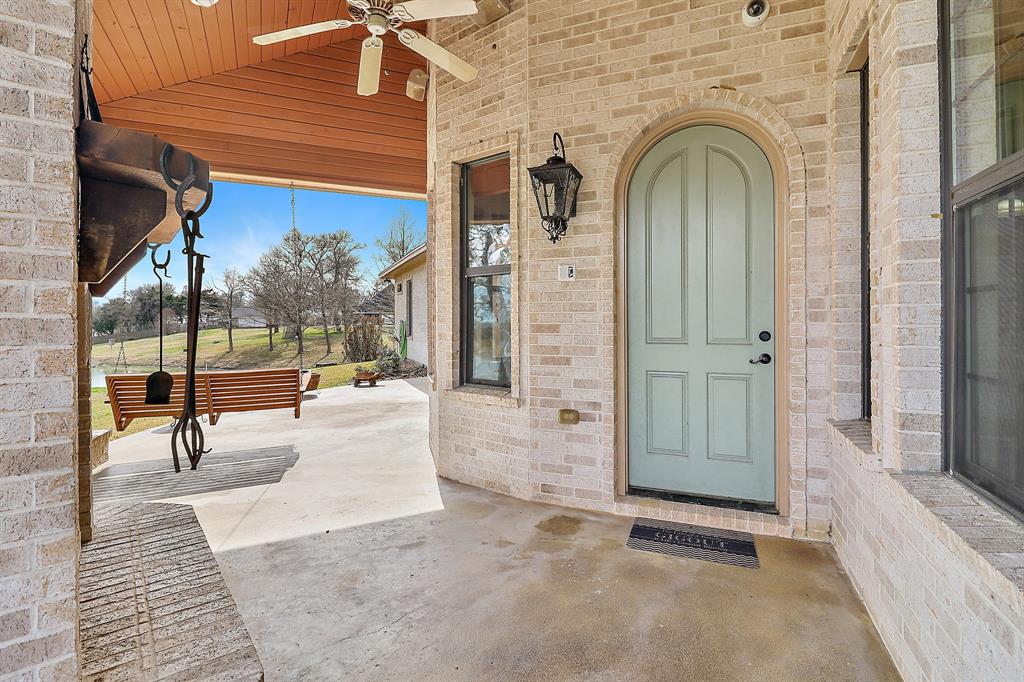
[[949, 0, 1024, 183], [468, 274, 512, 385], [466, 157, 511, 267]]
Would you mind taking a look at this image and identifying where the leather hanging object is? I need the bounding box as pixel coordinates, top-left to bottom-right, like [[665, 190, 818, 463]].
[[144, 243, 173, 405]]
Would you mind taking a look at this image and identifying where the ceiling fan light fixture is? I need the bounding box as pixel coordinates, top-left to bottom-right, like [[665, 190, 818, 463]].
[[190, 0, 220, 7], [406, 69, 429, 101], [473, 0, 510, 27]]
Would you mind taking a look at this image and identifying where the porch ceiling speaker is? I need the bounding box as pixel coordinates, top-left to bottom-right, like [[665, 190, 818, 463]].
[[252, 0, 480, 97], [472, 0, 511, 26], [406, 68, 429, 101]]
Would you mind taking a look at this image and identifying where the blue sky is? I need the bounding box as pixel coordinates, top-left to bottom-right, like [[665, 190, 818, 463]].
[[100, 181, 427, 301]]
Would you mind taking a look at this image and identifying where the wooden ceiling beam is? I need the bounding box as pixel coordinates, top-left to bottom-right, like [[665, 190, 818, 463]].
[[97, 120, 426, 176], [100, 102, 425, 160]]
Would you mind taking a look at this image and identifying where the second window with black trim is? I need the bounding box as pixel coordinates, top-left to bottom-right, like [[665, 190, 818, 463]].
[[460, 154, 512, 388]]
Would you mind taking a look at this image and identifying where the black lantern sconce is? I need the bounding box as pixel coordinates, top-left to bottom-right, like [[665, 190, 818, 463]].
[[528, 133, 583, 243]]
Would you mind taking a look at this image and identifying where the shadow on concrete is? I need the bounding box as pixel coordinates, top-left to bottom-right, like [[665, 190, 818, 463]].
[[92, 445, 299, 503], [402, 376, 430, 396]]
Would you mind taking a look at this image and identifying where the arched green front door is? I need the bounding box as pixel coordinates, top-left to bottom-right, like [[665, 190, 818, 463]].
[[627, 125, 776, 504]]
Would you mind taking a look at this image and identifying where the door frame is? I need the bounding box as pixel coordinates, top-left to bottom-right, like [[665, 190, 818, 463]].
[[614, 111, 792, 517]]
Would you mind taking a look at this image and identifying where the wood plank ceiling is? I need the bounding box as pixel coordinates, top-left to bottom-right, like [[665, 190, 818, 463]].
[[92, 0, 428, 196]]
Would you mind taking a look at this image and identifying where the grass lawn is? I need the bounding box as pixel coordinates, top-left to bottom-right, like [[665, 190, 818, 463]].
[[93, 327, 369, 440], [93, 327, 349, 371], [91, 387, 169, 440]]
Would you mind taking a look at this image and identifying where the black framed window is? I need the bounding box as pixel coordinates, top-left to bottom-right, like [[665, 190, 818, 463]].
[[406, 279, 413, 338], [860, 61, 872, 421], [460, 154, 512, 388], [945, 0, 1024, 517]]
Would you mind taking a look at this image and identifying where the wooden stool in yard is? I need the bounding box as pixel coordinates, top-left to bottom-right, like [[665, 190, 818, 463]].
[[352, 371, 383, 387]]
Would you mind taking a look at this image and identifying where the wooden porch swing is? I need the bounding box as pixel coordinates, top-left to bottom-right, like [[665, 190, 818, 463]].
[[105, 368, 303, 432]]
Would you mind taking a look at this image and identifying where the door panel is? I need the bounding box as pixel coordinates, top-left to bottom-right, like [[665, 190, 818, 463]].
[[627, 125, 775, 504], [707, 374, 751, 463], [646, 371, 688, 456], [707, 147, 751, 344], [646, 152, 687, 343]]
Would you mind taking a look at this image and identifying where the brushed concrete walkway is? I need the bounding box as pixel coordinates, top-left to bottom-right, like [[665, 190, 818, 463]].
[[102, 380, 899, 681]]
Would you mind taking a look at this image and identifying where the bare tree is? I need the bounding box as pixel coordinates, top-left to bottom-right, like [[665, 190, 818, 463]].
[[310, 230, 364, 355], [213, 267, 244, 352], [245, 227, 317, 360], [246, 282, 277, 351], [374, 207, 423, 271]]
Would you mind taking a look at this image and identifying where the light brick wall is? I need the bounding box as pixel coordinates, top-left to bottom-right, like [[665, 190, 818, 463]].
[[0, 0, 84, 678], [429, 0, 832, 538], [830, 422, 1024, 682], [823, 3, 1024, 680]]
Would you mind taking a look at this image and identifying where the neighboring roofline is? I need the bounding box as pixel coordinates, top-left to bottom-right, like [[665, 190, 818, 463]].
[[378, 243, 427, 280]]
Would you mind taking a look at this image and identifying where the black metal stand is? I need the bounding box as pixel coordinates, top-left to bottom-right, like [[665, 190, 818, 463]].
[[160, 146, 214, 472]]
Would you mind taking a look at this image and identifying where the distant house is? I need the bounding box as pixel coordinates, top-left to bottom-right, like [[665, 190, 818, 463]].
[[355, 284, 395, 327], [379, 244, 426, 365], [231, 306, 267, 329]]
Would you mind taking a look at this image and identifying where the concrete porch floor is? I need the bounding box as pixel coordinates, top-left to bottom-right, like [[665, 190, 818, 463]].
[[101, 379, 899, 681]]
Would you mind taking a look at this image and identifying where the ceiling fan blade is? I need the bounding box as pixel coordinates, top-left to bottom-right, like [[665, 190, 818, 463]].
[[252, 19, 353, 46], [357, 36, 384, 96], [396, 28, 478, 82], [392, 0, 479, 21]]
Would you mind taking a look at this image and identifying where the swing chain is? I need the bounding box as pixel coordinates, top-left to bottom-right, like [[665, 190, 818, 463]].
[[148, 243, 171, 374], [113, 276, 129, 373]]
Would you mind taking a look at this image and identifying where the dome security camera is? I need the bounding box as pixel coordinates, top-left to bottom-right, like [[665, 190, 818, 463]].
[[741, 0, 770, 28]]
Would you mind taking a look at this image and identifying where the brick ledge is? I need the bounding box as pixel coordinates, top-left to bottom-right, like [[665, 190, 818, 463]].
[[829, 420, 1024, 601], [828, 419, 881, 471]]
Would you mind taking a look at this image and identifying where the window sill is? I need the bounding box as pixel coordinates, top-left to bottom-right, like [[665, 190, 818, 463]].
[[893, 472, 1024, 593], [828, 420, 1024, 596], [444, 384, 521, 409]]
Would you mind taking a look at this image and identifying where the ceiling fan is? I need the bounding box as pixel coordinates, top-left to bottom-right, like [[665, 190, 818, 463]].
[[252, 0, 480, 97]]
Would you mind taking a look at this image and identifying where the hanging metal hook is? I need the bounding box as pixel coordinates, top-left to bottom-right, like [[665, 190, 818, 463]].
[[159, 144, 214, 218], [148, 242, 171, 280], [552, 132, 566, 161], [80, 35, 93, 75], [159, 144, 193, 192]]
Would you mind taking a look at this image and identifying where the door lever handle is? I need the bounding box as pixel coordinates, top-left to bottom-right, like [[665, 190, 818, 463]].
[[749, 353, 772, 365]]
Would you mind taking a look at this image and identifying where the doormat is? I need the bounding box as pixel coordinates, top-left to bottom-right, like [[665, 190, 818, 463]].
[[626, 518, 759, 568]]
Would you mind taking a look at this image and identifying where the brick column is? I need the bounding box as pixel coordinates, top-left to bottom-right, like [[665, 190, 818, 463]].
[[0, 0, 87, 677], [871, 0, 944, 470]]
